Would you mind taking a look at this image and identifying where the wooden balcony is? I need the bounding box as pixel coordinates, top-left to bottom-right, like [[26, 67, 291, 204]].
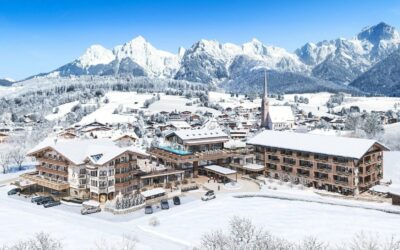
[[195, 150, 233, 161], [21, 172, 69, 191], [335, 170, 352, 176], [140, 169, 184, 179], [36, 157, 69, 167], [37, 166, 68, 177]]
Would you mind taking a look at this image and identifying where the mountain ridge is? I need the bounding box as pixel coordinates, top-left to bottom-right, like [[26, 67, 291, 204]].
[[16, 22, 400, 95]]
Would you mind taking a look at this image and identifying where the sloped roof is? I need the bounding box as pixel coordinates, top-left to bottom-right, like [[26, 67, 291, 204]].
[[269, 106, 295, 123], [247, 130, 388, 159], [172, 128, 228, 142], [169, 120, 191, 129], [28, 138, 148, 165]]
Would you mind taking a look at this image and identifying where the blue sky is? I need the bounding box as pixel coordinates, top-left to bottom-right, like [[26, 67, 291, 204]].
[[1, 0, 400, 80]]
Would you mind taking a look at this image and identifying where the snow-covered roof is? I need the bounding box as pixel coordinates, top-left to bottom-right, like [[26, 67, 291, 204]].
[[204, 165, 237, 175], [269, 106, 295, 123], [171, 129, 228, 142], [247, 130, 388, 159], [141, 188, 166, 198], [224, 140, 246, 149], [242, 163, 265, 171], [169, 120, 191, 129], [28, 138, 148, 165]]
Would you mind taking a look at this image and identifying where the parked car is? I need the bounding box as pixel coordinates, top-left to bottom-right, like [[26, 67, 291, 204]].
[[44, 200, 61, 208], [31, 196, 43, 203], [81, 206, 101, 215], [173, 196, 181, 205], [201, 190, 216, 201], [37, 196, 54, 205], [7, 188, 21, 195], [144, 205, 153, 214], [160, 200, 169, 210]]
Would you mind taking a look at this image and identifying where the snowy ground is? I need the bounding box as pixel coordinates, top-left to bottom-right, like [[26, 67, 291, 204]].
[[50, 92, 222, 125], [284, 93, 400, 117], [45, 101, 79, 121], [78, 92, 153, 125], [1, 181, 400, 249], [43, 91, 400, 125], [148, 94, 220, 115], [208, 91, 285, 110], [284, 92, 332, 117], [333, 96, 400, 113]]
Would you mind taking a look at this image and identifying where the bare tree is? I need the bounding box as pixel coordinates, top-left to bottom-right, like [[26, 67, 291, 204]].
[[361, 113, 384, 139], [199, 230, 229, 250], [29, 232, 63, 250], [94, 234, 137, 250], [345, 113, 362, 131], [299, 236, 328, 250], [198, 216, 292, 250], [1, 232, 62, 250], [0, 152, 11, 174], [10, 147, 25, 171]]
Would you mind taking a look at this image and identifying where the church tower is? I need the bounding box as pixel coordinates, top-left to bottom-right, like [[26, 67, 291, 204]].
[[261, 70, 271, 129]]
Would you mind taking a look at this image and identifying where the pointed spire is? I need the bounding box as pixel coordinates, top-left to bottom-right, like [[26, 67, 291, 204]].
[[264, 69, 268, 98]]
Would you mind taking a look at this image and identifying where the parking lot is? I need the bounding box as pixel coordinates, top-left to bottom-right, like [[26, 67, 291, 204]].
[[6, 187, 202, 222]]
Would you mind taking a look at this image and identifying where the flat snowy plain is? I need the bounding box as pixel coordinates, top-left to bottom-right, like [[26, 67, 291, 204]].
[[1, 183, 399, 250]]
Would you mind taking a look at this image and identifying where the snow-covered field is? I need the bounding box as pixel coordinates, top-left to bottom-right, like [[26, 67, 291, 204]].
[[78, 92, 153, 124], [333, 96, 400, 112], [148, 94, 220, 115], [47, 92, 222, 125], [284, 92, 332, 117], [284, 93, 400, 117], [208, 91, 285, 110], [40, 91, 400, 125], [45, 101, 79, 121], [1, 183, 399, 249]]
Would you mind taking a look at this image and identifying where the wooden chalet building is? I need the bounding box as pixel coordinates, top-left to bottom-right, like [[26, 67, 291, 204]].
[[24, 138, 148, 202], [247, 130, 389, 195]]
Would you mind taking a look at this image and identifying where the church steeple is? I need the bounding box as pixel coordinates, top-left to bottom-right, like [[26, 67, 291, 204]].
[[264, 70, 268, 98], [261, 70, 271, 129]]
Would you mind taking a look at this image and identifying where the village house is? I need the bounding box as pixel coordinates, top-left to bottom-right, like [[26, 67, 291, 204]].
[[247, 130, 388, 195], [0, 132, 8, 143], [168, 120, 191, 130]]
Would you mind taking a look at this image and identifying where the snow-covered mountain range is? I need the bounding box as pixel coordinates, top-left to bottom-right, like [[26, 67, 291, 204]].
[[18, 22, 400, 95]]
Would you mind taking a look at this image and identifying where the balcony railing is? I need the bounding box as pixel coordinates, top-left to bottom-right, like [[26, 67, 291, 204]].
[[21, 172, 69, 191], [335, 170, 352, 176], [37, 166, 68, 177]]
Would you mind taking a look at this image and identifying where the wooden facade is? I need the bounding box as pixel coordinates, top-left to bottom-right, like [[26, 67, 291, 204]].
[[253, 143, 385, 195]]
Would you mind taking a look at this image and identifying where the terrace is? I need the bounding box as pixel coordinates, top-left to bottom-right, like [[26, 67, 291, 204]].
[[21, 171, 69, 191]]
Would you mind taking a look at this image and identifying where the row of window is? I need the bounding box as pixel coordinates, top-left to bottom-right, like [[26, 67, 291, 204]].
[[258, 147, 350, 164], [266, 163, 353, 176], [90, 179, 114, 187], [42, 163, 67, 172]]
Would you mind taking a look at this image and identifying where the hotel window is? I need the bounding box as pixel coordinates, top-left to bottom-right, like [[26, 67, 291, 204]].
[[315, 154, 329, 161], [333, 156, 347, 164]]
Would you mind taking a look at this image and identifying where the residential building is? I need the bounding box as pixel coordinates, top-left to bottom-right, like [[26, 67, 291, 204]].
[[247, 130, 388, 195]]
